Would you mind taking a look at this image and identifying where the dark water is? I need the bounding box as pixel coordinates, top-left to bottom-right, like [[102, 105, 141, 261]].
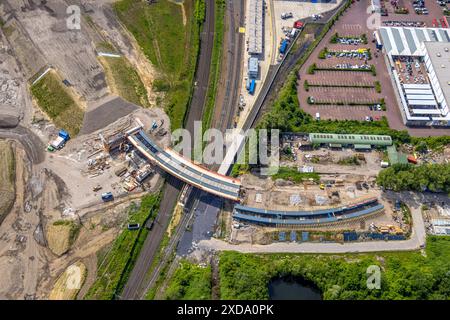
[[268, 277, 322, 300]]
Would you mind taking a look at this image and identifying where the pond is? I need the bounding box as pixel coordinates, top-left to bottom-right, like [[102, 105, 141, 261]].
[[268, 276, 322, 300]]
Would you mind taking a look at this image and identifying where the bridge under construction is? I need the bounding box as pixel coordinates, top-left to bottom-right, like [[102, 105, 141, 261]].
[[127, 129, 242, 201]]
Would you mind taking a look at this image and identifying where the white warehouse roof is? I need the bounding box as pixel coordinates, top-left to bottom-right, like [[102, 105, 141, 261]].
[[408, 99, 438, 106], [379, 27, 450, 56]]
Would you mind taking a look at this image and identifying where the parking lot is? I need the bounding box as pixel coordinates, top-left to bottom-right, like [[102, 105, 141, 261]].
[[296, 0, 450, 136], [380, 0, 449, 26], [298, 1, 391, 123]]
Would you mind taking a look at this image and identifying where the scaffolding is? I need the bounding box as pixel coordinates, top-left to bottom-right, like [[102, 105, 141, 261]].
[[248, 0, 264, 55]]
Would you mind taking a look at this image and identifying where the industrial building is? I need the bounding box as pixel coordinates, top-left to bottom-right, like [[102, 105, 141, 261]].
[[248, 56, 259, 78], [308, 133, 393, 149], [377, 27, 450, 126], [248, 0, 264, 55]]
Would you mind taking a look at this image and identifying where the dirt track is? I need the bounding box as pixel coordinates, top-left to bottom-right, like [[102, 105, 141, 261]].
[[0, 126, 45, 164]]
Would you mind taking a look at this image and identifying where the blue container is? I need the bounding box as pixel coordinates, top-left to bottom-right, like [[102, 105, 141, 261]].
[[249, 79, 256, 95], [279, 40, 288, 54], [59, 129, 70, 141]]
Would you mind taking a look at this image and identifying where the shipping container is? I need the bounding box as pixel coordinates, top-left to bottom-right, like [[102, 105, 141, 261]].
[[249, 79, 256, 95]]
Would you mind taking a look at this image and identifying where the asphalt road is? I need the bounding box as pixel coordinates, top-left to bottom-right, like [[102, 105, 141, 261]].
[[120, 0, 216, 300]]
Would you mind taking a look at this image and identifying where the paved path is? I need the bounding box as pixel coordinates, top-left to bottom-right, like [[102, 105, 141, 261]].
[[198, 192, 446, 254]]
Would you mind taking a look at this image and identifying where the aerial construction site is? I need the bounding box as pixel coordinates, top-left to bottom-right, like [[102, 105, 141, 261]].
[[0, 0, 449, 304]]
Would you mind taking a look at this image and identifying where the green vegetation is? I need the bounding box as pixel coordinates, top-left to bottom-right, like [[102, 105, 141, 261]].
[[271, 166, 320, 183], [308, 64, 376, 75], [375, 80, 381, 93], [202, 0, 225, 129], [194, 0, 206, 23], [307, 98, 383, 107], [99, 56, 149, 107], [164, 261, 212, 300], [377, 163, 450, 194], [318, 47, 328, 59], [30, 71, 83, 136], [338, 155, 361, 166], [114, 0, 202, 130], [85, 193, 161, 300], [307, 63, 317, 74], [330, 32, 367, 44], [395, 8, 409, 14], [304, 81, 377, 90], [219, 236, 450, 299], [411, 136, 450, 151], [303, 80, 310, 91]]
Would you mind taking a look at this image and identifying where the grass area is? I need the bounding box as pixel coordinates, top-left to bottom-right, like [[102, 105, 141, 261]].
[[202, 0, 225, 129], [0, 140, 15, 221], [114, 0, 202, 130], [164, 260, 212, 300], [219, 236, 450, 299], [30, 71, 83, 136], [338, 155, 361, 166], [85, 193, 161, 300], [99, 56, 149, 107], [271, 166, 320, 183]]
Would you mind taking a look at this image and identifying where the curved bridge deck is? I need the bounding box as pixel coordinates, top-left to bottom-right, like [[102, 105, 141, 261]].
[[127, 130, 241, 201]]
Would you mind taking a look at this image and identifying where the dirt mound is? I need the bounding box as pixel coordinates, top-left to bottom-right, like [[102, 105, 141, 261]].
[[46, 220, 80, 256], [48, 261, 87, 300], [0, 105, 20, 128]]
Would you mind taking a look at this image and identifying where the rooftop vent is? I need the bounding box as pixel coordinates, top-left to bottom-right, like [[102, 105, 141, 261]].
[[441, 64, 446, 68], [445, 48, 449, 52], [437, 52, 442, 57]]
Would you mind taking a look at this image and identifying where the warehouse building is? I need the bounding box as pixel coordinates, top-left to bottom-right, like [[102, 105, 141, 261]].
[[248, 56, 259, 78], [309, 133, 393, 149], [248, 0, 264, 55], [377, 27, 450, 127]]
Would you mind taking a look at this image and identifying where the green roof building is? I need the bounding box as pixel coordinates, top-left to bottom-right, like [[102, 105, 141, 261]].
[[309, 133, 393, 148]]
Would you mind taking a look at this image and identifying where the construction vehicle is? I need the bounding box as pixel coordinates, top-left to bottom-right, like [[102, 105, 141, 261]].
[[319, 183, 325, 190]]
